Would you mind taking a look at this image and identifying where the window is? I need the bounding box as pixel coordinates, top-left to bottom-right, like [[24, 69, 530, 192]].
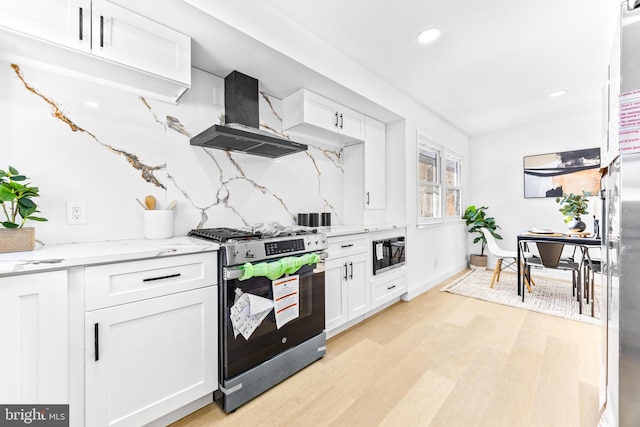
[[417, 134, 462, 223], [445, 152, 462, 217]]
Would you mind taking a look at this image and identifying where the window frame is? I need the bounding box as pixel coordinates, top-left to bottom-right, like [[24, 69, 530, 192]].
[[417, 133, 463, 225]]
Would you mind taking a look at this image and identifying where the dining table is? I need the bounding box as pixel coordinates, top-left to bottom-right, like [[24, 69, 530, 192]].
[[516, 231, 602, 315]]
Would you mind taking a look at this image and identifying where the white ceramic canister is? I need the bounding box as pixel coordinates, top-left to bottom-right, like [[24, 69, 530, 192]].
[[144, 210, 173, 239]]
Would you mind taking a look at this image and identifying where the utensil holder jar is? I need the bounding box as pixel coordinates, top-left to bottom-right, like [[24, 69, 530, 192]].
[[144, 210, 173, 239]]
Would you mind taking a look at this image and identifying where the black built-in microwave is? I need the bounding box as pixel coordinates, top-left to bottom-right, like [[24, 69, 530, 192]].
[[372, 236, 405, 275]]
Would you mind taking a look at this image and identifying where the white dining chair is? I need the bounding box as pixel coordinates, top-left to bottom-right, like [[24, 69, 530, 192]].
[[481, 227, 534, 292]]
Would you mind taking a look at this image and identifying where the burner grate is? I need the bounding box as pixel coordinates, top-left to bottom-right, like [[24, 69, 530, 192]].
[[188, 227, 262, 243]]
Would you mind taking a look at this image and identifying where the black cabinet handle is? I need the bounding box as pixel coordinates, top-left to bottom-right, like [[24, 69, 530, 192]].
[[334, 112, 339, 128], [387, 284, 397, 290], [100, 16, 104, 47], [366, 192, 370, 205], [341, 244, 354, 249], [78, 8, 83, 40], [143, 273, 181, 282], [349, 262, 354, 280], [94, 323, 99, 361], [339, 113, 344, 129], [343, 263, 348, 281]]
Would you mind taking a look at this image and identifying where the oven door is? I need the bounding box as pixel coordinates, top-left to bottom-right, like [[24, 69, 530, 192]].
[[221, 262, 325, 379]]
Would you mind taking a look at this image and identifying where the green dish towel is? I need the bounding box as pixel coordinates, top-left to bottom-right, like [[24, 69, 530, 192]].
[[238, 253, 320, 281]]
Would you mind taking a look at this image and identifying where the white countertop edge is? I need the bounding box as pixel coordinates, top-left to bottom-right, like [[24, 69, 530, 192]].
[[319, 224, 407, 237], [0, 225, 406, 275], [0, 236, 219, 276]]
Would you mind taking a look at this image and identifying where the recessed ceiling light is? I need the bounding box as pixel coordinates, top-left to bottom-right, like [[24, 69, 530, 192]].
[[84, 101, 100, 108], [417, 28, 441, 44], [549, 90, 568, 98]]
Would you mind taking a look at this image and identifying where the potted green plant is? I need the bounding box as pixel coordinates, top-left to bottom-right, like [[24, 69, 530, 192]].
[[462, 205, 502, 268], [555, 192, 589, 232], [0, 166, 47, 253]]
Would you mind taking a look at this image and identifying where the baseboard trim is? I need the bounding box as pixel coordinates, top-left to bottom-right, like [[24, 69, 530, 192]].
[[144, 394, 213, 427], [402, 262, 468, 301]]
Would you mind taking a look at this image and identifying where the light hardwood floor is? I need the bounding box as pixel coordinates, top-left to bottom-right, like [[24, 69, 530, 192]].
[[172, 270, 601, 427]]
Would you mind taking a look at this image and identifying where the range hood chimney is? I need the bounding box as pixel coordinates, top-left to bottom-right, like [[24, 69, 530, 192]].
[[190, 71, 307, 158]]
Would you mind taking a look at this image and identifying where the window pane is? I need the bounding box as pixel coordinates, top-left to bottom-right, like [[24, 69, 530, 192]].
[[419, 184, 441, 218], [418, 147, 439, 183], [446, 188, 461, 217], [445, 155, 460, 186]]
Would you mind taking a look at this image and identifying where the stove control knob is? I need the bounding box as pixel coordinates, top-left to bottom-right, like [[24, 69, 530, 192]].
[[245, 251, 255, 259]]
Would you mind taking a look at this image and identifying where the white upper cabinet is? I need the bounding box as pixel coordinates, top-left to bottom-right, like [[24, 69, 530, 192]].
[[364, 116, 386, 209], [338, 103, 366, 141], [0, 0, 191, 103], [0, 0, 91, 52], [282, 89, 365, 144], [90, 1, 190, 85]]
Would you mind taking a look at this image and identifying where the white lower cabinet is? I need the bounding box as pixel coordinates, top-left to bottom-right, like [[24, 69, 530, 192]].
[[371, 268, 406, 309], [85, 287, 215, 427], [325, 234, 369, 332], [0, 270, 69, 404], [84, 253, 217, 427]]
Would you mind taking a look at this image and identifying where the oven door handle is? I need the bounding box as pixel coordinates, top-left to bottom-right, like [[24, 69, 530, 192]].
[[224, 252, 328, 280]]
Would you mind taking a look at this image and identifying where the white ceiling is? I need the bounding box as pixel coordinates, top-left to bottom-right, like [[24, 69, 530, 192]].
[[130, 0, 622, 137], [262, 0, 622, 136]]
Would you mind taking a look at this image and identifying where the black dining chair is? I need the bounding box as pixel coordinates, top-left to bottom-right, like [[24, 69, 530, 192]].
[[519, 240, 583, 311], [582, 247, 602, 317]]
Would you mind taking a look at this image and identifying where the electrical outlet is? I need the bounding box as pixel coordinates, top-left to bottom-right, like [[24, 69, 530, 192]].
[[67, 202, 87, 224], [213, 88, 224, 106]]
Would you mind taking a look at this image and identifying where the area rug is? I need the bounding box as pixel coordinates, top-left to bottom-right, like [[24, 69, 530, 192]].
[[440, 268, 600, 325]]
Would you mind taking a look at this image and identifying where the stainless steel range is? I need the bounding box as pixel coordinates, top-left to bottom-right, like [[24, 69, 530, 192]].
[[188, 227, 328, 412]]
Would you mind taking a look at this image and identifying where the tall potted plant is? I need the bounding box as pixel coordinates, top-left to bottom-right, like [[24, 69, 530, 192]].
[[462, 205, 502, 268], [555, 192, 589, 232], [0, 166, 47, 253]]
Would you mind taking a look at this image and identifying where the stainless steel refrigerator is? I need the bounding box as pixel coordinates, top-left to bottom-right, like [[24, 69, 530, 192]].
[[601, 1, 640, 425]]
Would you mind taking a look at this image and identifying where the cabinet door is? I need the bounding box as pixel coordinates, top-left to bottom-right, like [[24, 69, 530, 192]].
[[364, 117, 386, 209], [338, 104, 365, 141], [0, 271, 68, 403], [91, 0, 191, 84], [0, 0, 91, 52], [85, 286, 216, 427], [324, 257, 348, 332], [302, 89, 339, 132], [346, 252, 369, 320]]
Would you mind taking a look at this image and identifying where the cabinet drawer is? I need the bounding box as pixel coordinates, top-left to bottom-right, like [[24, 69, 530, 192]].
[[371, 270, 406, 309], [327, 234, 368, 259], [86, 253, 216, 310]]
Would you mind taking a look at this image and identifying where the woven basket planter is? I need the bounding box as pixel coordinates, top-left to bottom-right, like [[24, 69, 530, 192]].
[[469, 254, 488, 269], [0, 227, 35, 253]]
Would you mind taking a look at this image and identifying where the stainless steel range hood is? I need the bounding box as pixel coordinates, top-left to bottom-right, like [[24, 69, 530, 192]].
[[190, 71, 307, 158]]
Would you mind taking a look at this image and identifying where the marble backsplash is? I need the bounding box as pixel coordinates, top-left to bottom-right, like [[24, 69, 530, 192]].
[[1, 60, 348, 245]]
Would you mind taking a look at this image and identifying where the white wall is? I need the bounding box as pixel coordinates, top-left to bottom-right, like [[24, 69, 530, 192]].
[[469, 113, 603, 274]]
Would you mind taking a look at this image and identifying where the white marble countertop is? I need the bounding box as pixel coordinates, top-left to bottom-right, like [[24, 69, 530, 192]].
[[319, 224, 407, 237], [0, 225, 406, 275], [0, 236, 219, 276]]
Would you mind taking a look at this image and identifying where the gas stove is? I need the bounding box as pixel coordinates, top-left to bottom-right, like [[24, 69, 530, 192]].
[[188, 227, 327, 265], [188, 227, 263, 243]]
